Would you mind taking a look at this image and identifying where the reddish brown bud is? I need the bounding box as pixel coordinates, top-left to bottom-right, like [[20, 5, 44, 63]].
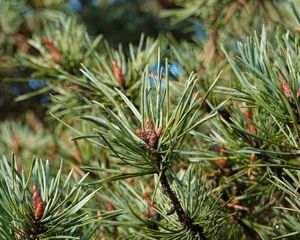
[[126, 177, 136, 185], [136, 128, 147, 143], [297, 88, 300, 98], [155, 126, 163, 137], [12, 134, 20, 153], [32, 185, 40, 210], [145, 118, 154, 133], [220, 145, 225, 155], [247, 153, 256, 176], [35, 202, 45, 221], [215, 146, 227, 168], [51, 144, 59, 153], [71, 148, 82, 163], [249, 125, 257, 134], [244, 110, 252, 120], [43, 39, 60, 62], [32, 185, 45, 221], [105, 201, 114, 212], [280, 70, 292, 101], [215, 158, 227, 169], [147, 202, 157, 217], [137, 120, 163, 150], [71, 83, 79, 89], [142, 191, 159, 220], [142, 191, 152, 202], [112, 61, 125, 87], [13, 33, 29, 53], [143, 192, 151, 219], [149, 132, 159, 148], [244, 110, 256, 133]]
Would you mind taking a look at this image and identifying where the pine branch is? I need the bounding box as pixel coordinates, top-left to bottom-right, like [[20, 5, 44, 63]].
[[160, 169, 207, 240], [0, 156, 103, 239]]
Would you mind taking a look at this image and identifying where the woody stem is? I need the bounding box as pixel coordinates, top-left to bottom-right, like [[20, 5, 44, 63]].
[[159, 170, 207, 239]]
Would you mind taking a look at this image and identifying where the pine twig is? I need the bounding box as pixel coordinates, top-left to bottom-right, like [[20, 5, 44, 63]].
[[160, 170, 207, 240]]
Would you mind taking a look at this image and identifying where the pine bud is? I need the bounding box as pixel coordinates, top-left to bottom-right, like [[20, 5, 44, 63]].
[[136, 128, 147, 143], [13, 33, 29, 53], [105, 201, 114, 212], [249, 124, 256, 134], [244, 110, 252, 120], [244, 110, 256, 133], [12, 133, 20, 153], [215, 145, 227, 168], [42, 39, 60, 62], [149, 132, 159, 148], [112, 61, 125, 87], [280, 70, 292, 101], [142, 191, 160, 220], [147, 202, 158, 218], [155, 126, 163, 137], [137, 120, 163, 150], [35, 202, 45, 221], [145, 118, 154, 133], [247, 153, 256, 176], [71, 148, 82, 163], [32, 185, 45, 221], [216, 158, 227, 169], [297, 88, 300, 98]]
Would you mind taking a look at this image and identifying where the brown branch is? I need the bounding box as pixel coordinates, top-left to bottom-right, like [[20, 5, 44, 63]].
[[136, 123, 207, 238], [238, 0, 253, 15], [160, 171, 207, 239], [223, 3, 237, 24], [202, 7, 219, 66]]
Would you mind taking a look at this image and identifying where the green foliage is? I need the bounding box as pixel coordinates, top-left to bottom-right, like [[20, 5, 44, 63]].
[[1, 0, 300, 239], [0, 156, 100, 239], [98, 166, 225, 240], [78, 62, 221, 182], [0, 0, 25, 35], [269, 169, 300, 239], [0, 120, 52, 163], [17, 16, 102, 76], [146, 166, 225, 240]]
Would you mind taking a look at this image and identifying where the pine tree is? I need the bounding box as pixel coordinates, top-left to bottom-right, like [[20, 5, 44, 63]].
[[1, 0, 300, 239]]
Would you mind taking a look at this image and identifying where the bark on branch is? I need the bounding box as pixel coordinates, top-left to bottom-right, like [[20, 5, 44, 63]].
[[160, 171, 207, 240]]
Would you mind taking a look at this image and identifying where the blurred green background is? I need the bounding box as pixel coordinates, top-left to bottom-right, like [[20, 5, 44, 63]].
[[0, 0, 199, 170], [0, 0, 183, 119]]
